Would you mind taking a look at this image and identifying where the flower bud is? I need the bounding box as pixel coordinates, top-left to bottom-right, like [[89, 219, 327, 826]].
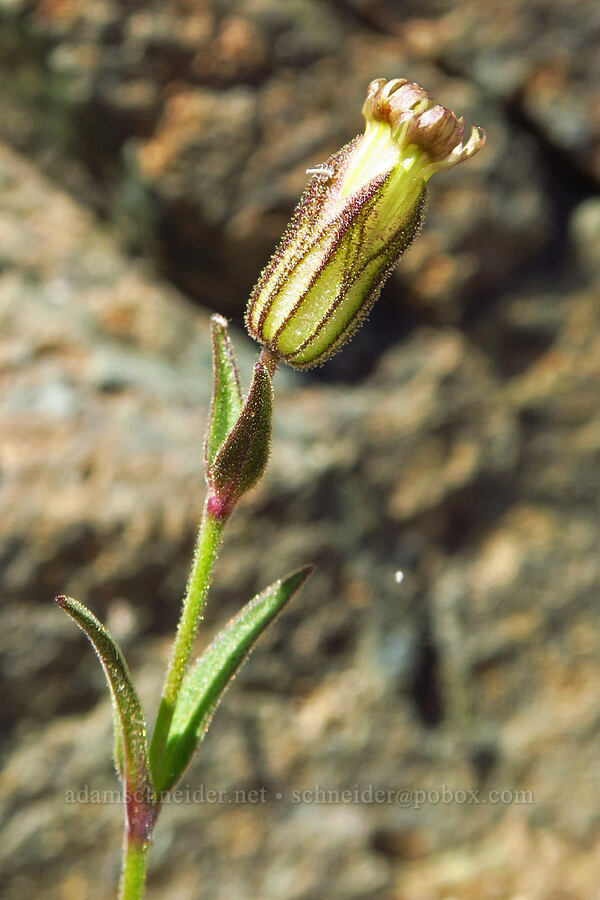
[[207, 359, 273, 520], [246, 77, 485, 369]]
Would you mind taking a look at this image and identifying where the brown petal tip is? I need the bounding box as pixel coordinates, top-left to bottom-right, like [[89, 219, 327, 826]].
[[363, 77, 486, 167]]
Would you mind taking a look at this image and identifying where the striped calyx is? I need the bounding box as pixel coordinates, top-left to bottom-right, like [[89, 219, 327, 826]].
[[245, 76, 485, 369]]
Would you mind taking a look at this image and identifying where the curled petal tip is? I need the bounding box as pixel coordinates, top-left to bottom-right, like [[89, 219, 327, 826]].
[[362, 78, 388, 117], [440, 123, 487, 169], [364, 76, 485, 169], [466, 124, 487, 156], [364, 77, 430, 130], [366, 77, 387, 95], [406, 104, 466, 161]]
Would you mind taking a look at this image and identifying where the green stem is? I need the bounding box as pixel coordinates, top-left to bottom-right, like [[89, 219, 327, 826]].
[[150, 505, 225, 784], [119, 838, 150, 900]]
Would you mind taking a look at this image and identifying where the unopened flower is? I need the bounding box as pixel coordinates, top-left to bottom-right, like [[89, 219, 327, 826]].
[[246, 77, 485, 369]]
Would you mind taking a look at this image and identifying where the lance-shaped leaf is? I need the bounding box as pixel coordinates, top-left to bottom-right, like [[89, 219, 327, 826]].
[[208, 359, 273, 518], [205, 315, 243, 478], [152, 566, 313, 792], [56, 596, 156, 840]]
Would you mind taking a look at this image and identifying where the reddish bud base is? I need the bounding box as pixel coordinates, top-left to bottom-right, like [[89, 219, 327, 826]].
[[207, 494, 232, 521]]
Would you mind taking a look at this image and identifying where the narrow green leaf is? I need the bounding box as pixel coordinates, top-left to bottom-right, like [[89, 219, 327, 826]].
[[153, 566, 313, 792], [205, 314, 243, 476], [56, 596, 153, 801], [114, 715, 125, 779]]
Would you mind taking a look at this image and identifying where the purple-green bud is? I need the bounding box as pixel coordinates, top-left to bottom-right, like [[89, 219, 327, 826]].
[[207, 359, 273, 520], [246, 77, 485, 369]]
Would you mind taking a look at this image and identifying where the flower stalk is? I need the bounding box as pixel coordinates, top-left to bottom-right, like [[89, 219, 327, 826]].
[[120, 840, 151, 900], [149, 505, 225, 784]]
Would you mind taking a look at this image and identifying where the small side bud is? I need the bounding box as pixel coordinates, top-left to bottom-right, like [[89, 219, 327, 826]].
[[205, 315, 243, 480], [246, 76, 485, 369], [207, 360, 273, 519]]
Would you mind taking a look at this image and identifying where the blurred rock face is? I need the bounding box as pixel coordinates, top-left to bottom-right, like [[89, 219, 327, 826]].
[[0, 0, 570, 321], [0, 2, 599, 899]]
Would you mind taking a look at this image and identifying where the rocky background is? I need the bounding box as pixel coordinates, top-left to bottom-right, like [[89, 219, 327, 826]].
[[1, 1, 600, 898]]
